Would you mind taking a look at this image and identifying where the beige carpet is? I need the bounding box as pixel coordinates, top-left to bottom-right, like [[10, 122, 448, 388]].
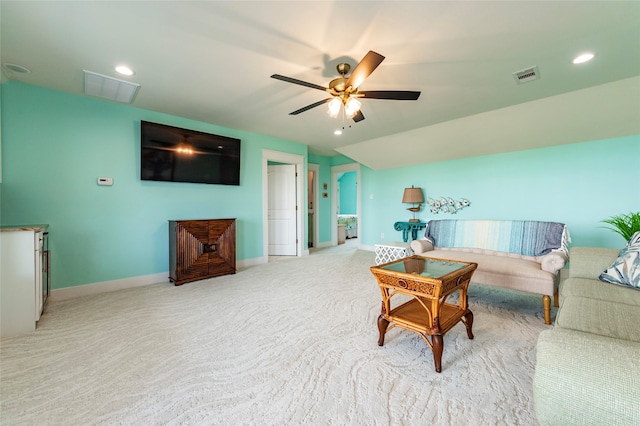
[[1, 243, 548, 425]]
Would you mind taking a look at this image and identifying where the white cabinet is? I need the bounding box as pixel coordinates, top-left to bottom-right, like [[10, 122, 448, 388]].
[[0, 226, 49, 338]]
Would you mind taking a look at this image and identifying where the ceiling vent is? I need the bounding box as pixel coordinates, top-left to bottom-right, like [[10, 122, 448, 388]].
[[512, 66, 540, 84], [83, 70, 140, 104]]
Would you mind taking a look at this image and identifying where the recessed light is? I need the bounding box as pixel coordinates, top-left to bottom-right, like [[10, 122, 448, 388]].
[[115, 65, 135, 76], [573, 53, 595, 64], [334, 129, 343, 136]]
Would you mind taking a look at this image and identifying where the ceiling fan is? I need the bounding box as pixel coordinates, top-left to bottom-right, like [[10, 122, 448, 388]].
[[271, 51, 420, 123]]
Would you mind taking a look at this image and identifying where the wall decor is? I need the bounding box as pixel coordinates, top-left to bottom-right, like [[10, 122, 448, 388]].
[[428, 197, 470, 214]]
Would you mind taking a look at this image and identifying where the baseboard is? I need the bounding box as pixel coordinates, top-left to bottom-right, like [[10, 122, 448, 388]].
[[50, 257, 266, 301], [237, 257, 266, 268], [314, 241, 333, 248], [50, 272, 170, 302]]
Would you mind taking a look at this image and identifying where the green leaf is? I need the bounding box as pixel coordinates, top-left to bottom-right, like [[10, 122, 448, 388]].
[[601, 212, 640, 241]]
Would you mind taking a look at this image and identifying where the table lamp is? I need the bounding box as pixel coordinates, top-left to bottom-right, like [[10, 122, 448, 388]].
[[402, 186, 424, 222]]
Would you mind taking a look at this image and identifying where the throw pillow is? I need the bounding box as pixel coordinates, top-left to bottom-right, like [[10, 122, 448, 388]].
[[599, 231, 640, 289]]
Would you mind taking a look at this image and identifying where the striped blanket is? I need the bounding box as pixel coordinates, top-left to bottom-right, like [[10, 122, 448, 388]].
[[424, 220, 568, 257]]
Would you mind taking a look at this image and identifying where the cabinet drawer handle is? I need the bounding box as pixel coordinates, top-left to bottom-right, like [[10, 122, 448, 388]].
[[203, 243, 217, 253]]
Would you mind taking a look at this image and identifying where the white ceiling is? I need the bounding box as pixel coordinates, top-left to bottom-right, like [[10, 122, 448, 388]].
[[2, 1, 639, 169]]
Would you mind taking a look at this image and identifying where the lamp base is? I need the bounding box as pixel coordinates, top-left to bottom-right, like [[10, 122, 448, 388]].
[[408, 218, 421, 223]]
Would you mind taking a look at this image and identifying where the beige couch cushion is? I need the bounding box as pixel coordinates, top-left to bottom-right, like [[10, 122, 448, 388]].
[[560, 278, 640, 306], [534, 327, 640, 426], [555, 295, 640, 342], [425, 249, 556, 296]]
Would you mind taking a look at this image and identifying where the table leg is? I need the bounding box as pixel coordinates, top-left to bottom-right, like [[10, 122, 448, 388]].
[[432, 334, 444, 373], [463, 310, 474, 339], [377, 315, 389, 346]]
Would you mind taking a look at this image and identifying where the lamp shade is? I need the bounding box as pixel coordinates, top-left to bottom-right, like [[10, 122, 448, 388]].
[[402, 186, 424, 204]]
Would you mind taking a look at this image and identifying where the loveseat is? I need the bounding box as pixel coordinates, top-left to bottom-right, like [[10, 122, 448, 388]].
[[533, 246, 640, 425], [410, 219, 570, 324]]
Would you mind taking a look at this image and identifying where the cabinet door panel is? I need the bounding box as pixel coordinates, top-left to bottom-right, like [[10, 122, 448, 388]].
[[174, 221, 209, 281], [208, 219, 236, 276]]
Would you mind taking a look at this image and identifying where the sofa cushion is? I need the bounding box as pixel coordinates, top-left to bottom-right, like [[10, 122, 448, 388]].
[[426, 249, 556, 295], [599, 231, 640, 289], [534, 327, 640, 426], [560, 277, 640, 307], [555, 296, 640, 342]]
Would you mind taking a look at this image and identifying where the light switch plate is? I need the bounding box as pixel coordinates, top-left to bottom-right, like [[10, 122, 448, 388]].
[[97, 177, 113, 186]]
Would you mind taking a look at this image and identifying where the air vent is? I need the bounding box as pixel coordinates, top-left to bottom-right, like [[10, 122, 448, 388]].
[[512, 66, 540, 84], [83, 70, 140, 104]]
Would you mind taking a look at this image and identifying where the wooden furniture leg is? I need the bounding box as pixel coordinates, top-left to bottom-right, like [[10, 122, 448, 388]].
[[377, 315, 390, 346], [432, 334, 444, 373], [542, 295, 551, 325], [554, 288, 559, 308], [463, 311, 474, 339]]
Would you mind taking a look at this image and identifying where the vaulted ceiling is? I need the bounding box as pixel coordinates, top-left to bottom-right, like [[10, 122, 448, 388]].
[[2, 1, 639, 169]]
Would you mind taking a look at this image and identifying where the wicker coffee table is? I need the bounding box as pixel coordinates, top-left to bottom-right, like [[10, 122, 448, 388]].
[[370, 255, 478, 372]]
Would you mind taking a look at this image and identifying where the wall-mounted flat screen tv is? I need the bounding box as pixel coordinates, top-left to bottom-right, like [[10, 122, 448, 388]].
[[141, 121, 241, 185]]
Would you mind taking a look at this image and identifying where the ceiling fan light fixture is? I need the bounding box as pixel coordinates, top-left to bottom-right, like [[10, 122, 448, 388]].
[[345, 97, 361, 118], [328, 97, 341, 117]]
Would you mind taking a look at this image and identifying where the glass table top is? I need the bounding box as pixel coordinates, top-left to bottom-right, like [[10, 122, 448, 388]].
[[376, 256, 469, 279]]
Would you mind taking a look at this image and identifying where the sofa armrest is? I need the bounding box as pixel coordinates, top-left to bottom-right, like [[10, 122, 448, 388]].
[[411, 239, 434, 255], [540, 252, 568, 274], [569, 247, 620, 280]]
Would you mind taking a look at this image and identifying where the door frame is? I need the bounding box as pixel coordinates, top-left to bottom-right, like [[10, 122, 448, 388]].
[[331, 163, 361, 245], [308, 163, 320, 249], [262, 149, 306, 262]]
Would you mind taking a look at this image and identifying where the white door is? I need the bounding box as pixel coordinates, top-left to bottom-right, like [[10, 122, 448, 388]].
[[268, 164, 297, 255]]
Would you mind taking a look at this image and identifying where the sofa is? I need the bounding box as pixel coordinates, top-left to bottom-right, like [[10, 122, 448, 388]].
[[533, 246, 640, 425], [410, 219, 570, 324]]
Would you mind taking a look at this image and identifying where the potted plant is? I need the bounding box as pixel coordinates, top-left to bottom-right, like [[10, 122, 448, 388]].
[[601, 212, 640, 241]]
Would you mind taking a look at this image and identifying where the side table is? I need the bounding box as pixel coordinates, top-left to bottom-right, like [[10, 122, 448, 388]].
[[370, 255, 478, 372], [374, 241, 414, 265], [394, 221, 426, 242]]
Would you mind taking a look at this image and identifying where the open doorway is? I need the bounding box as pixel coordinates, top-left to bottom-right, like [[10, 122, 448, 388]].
[[262, 150, 306, 263], [331, 163, 361, 246], [308, 164, 319, 249]]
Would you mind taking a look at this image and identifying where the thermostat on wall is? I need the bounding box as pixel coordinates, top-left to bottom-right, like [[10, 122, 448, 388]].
[[97, 177, 113, 186]]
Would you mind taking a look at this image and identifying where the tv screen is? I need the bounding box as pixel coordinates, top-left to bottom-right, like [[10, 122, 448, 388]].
[[141, 121, 241, 185]]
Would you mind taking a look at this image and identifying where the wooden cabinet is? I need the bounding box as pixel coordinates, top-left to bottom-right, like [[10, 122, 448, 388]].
[[169, 219, 236, 285]]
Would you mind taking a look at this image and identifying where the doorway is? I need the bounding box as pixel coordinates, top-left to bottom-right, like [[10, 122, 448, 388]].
[[267, 164, 297, 255], [331, 163, 361, 245], [308, 163, 319, 249], [262, 150, 305, 262]]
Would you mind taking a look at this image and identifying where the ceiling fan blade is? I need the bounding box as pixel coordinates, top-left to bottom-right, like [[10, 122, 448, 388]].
[[271, 74, 327, 92], [359, 90, 421, 100], [346, 51, 385, 90], [290, 98, 333, 115], [352, 110, 365, 122]]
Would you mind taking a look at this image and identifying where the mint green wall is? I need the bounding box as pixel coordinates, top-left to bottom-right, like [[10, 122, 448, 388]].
[[338, 171, 357, 214], [361, 135, 640, 249], [1, 82, 307, 289], [3, 81, 637, 291]]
